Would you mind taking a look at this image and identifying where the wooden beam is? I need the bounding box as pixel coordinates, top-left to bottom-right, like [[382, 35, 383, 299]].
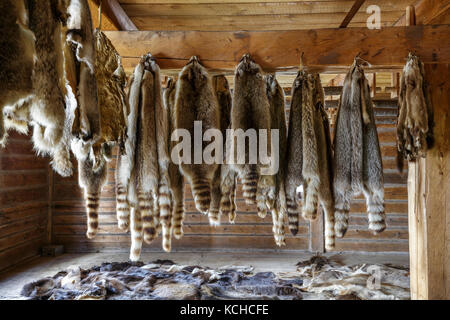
[[340, 0, 366, 28], [104, 25, 450, 72], [93, 0, 138, 31], [394, 0, 450, 26]]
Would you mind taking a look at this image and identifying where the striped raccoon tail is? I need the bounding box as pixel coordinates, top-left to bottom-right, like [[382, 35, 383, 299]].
[[323, 202, 336, 251], [191, 177, 212, 214], [302, 177, 320, 221], [115, 183, 130, 231], [129, 208, 143, 262], [286, 187, 300, 236], [85, 191, 100, 239], [208, 177, 221, 226], [256, 175, 276, 218], [241, 168, 258, 205], [172, 199, 185, 240], [159, 182, 173, 252], [138, 191, 157, 244], [367, 192, 386, 235], [229, 185, 237, 223]]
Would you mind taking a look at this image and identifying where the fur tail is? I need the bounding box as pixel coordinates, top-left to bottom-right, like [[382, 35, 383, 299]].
[[334, 209, 349, 238], [159, 183, 173, 252], [229, 187, 237, 223], [115, 184, 130, 231], [367, 193, 386, 234], [241, 170, 258, 205], [191, 177, 212, 213], [129, 208, 143, 262], [302, 178, 320, 221], [286, 189, 299, 236], [138, 191, 156, 244], [51, 142, 73, 178], [323, 203, 335, 251], [208, 173, 221, 226], [172, 200, 185, 240], [85, 192, 100, 239]]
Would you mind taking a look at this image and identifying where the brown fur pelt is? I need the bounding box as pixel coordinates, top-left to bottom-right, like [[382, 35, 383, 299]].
[[265, 74, 287, 246], [396, 53, 433, 172], [164, 78, 185, 239], [0, 0, 35, 146], [67, 0, 101, 161], [212, 76, 238, 225], [174, 56, 220, 214], [231, 54, 274, 217], [92, 29, 127, 161], [78, 153, 108, 239], [333, 58, 384, 238]]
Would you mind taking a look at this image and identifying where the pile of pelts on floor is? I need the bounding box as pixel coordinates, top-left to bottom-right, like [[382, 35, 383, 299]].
[[1, 1, 433, 262]]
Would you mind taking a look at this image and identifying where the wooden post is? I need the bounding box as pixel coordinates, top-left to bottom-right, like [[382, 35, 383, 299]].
[[408, 64, 450, 299]]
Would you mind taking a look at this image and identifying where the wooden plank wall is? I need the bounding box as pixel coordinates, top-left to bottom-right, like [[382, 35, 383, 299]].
[[51, 82, 408, 254], [0, 132, 49, 272]]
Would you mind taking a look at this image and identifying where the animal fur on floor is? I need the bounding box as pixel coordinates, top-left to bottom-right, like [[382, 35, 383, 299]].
[[115, 54, 170, 260], [0, 0, 35, 146], [265, 75, 287, 246], [333, 58, 385, 238], [231, 54, 274, 217], [174, 56, 220, 214], [396, 53, 434, 172], [284, 71, 335, 249], [20, 257, 409, 300]]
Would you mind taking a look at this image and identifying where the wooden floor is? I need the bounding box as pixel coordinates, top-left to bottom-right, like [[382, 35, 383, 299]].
[[0, 251, 409, 300]]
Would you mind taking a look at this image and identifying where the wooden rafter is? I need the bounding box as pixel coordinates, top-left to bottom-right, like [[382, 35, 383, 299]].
[[104, 25, 450, 73], [339, 0, 366, 28], [93, 0, 138, 31], [394, 0, 450, 26]]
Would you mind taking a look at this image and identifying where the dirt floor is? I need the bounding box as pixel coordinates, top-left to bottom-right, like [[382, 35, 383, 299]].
[[0, 251, 409, 300]]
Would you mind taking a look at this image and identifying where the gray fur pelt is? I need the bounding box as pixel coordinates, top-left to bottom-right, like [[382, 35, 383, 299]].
[[174, 56, 220, 214], [0, 0, 35, 146], [265, 74, 287, 247], [396, 53, 433, 172], [231, 54, 274, 217], [164, 78, 185, 239], [333, 58, 385, 238]]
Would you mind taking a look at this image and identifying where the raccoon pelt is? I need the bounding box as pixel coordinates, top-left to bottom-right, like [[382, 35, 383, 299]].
[[333, 58, 385, 238], [0, 0, 35, 146], [25, 0, 74, 177], [164, 78, 185, 239], [92, 29, 127, 161], [67, 0, 101, 161], [78, 153, 108, 239], [265, 74, 287, 247], [396, 53, 434, 172], [212, 75, 238, 225], [208, 75, 236, 226], [174, 56, 220, 214], [231, 54, 274, 217]]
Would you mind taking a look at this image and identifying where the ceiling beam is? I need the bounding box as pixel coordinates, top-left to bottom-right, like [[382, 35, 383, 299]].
[[104, 25, 450, 72], [93, 0, 138, 31], [394, 0, 450, 26], [340, 0, 366, 28]]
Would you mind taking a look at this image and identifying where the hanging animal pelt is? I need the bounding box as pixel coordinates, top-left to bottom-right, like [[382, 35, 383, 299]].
[[396, 53, 433, 172], [208, 75, 236, 226], [333, 58, 385, 238], [78, 153, 108, 239], [164, 78, 185, 239], [92, 29, 127, 161], [174, 56, 220, 214], [67, 0, 101, 161], [265, 74, 287, 246], [231, 54, 274, 217], [0, 0, 35, 146], [212, 76, 238, 224]]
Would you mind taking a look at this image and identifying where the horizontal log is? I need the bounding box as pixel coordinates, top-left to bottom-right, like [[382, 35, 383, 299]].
[[0, 237, 45, 271], [104, 25, 450, 71], [333, 240, 408, 252]]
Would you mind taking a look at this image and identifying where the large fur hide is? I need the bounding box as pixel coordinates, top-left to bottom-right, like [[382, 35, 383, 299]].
[[0, 0, 35, 146], [265, 75, 287, 246], [174, 56, 220, 214], [231, 54, 274, 217], [164, 78, 185, 240], [21, 257, 409, 300], [93, 29, 127, 159], [333, 58, 384, 238], [396, 53, 433, 172]]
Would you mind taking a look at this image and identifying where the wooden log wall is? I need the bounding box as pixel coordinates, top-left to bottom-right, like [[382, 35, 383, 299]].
[[0, 132, 50, 272]]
